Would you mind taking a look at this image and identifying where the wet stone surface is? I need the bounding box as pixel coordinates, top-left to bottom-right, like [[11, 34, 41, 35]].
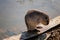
[[20, 24, 60, 40], [20, 31, 46, 40], [47, 24, 60, 40]]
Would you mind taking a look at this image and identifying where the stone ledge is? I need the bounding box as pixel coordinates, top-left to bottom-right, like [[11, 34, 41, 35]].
[[3, 16, 60, 40]]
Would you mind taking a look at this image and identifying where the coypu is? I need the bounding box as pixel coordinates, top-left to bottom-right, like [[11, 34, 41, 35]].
[[25, 10, 49, 32]]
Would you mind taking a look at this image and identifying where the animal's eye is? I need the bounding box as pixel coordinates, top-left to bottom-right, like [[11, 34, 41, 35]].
[[45, 17, 47, 19], [37, 18, 40, 21]]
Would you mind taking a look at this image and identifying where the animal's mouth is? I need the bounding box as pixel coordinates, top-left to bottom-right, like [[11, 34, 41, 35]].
[[35, 26, 43, 31], [36, 26, 42, 29], [35, 26, 43, 32]]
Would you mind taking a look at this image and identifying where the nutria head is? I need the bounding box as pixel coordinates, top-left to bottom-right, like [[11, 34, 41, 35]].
[[25, 10, 49, 31]]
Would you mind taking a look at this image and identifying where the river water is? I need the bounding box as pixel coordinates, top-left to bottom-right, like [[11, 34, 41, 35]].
[[0, 0, 60, 39]]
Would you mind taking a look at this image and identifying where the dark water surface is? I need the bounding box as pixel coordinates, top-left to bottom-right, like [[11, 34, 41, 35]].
[[0, 0, 60, 39]]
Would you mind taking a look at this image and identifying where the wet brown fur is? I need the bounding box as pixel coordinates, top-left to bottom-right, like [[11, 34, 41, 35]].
[[25, 10, 49, 31]]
